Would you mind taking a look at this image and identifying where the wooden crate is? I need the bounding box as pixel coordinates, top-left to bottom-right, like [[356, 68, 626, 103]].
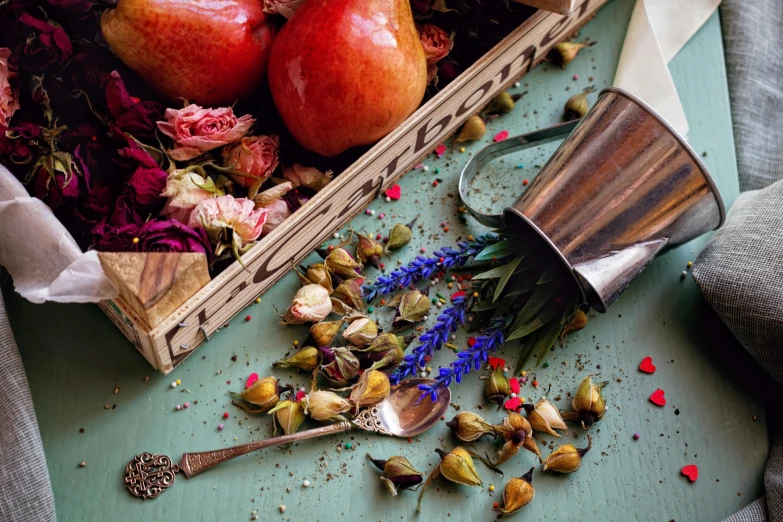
[[100, 0, 609, 374]]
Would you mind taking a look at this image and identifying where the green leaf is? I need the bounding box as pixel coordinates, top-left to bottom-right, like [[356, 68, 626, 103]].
[[473, 260, 519, 281], [506, 296, 562, 341], [474, 239, 528, 261], [493, 257, 522, 302], [537, 263, 566, 284], [512, 277, 567, 327], [514, 313, 563, 374]]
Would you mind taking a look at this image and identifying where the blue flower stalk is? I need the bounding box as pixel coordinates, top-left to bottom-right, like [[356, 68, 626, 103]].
[[362, 233, 500, 302], [389, 294, 470, 385], [418, 316, 510, 401]]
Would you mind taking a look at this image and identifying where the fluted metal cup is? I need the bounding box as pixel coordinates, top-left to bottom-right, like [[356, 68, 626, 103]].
[[459, 88, 725, 312]]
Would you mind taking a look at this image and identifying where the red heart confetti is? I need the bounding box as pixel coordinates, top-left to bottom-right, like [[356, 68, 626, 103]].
[[245, 372, 259, 389], [494, 130, 509, 142], [639, 356, 656, 374], [488, 357, 505, 370], [649, 388, 666, 406], [435, 144, 447, 157], [467, 337, 477, 347], [504, 397, 523, 412], [384, 184, 401, 200], [681, 464, 698, 482], [509, 377, 520, 394]]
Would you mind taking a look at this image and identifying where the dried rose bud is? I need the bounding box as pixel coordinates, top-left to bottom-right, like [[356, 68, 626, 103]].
[[319, 346, 360, 386], [551, 39, 596, 68], [231, 376, 284, 413], [309, 319, 344, 347], [268, 399, 306, 435], [354, 332, 405, 371], [280, 284, 332, 324], [367, 454, 424, 496], [303, 390, 352, 422], [342, 317, 378, 347], [296, 263, 333, 294], [562, 375, 608, 429], [332, 279, 365, 311], [385, 222, 413, 254], [455, 115, 487, 143], [561, 308, 588, 338], [493, 413, 542, 465], [325, 247, 363, 279], [485, 91, 515, 115], [542, 434, 591, 474], [330, 297, 363, 318], [386, 290, 430, 328], [446, 411, 497, 442], [417, 447, 501, 513], [356, 233, 383, 269], [523, 399, 567, 437], [273, 346, 321, 372], [349, 369, 390, 408], [485, 368, 511, 405], [563, 87, 595, 121], [495, 468, 535, 517]]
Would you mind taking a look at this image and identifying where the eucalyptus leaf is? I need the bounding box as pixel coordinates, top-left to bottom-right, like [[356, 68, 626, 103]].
[[493, 257, 522, 302], [511, 277, 568, 327], [506, 296, 563, 341], [474, 239, 525, 261]]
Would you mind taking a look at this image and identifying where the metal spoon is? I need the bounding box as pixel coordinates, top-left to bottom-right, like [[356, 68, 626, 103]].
[[124, 378, 449, 500]]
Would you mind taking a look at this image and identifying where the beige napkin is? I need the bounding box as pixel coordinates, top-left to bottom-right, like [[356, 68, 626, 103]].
[[614, 0, 722, 136]]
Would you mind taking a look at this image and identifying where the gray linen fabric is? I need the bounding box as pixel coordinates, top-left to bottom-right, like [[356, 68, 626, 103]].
[[0, 272, 56, 522], [721, 0, 783, 191], [695, 1, 783, 520]]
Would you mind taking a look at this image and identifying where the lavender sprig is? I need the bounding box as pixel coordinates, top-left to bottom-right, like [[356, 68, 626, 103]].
[[418, 316, 510, 401], [362, 233, 499, 302], [389, 294, 469, 385]]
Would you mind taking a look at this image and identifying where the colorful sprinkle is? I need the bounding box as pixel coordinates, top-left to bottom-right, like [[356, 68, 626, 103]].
[[345, 442, 352, 449], [175, 379, 181, 385], [489, 485, 495, 492], [522, 179, 529, 186], [183, 402, 189, 409], [435, 144, 447, 157], [218, 424, 224, 431], [459, 147, 466, 153], [170, 381, 177, 388], [494, 130, 509, 142], [633, 433, 640, 440], [245, 315, 251, 321], [223, 411, 229, 419]]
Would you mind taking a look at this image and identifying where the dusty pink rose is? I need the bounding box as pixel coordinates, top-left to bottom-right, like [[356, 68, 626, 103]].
[[0, 48, 19, 128], [161, 169, 220, 224], [157, 104, 254, 162], [262, 0, 305, 19], [188, 194, 267, 249], [222, 135, 280, 188], [283, 163, 332, 191], [417, 24, 452, 65], [261, 198, 292, 235]]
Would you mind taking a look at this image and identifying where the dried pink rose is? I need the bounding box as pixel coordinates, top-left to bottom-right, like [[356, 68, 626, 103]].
[[161, 169, 221, 224], [222, 135, 280, 188], [0, 48, 19, 128], [417, 24, 452, 65], [262, 0, 305, 19], [261, 199, 292, 235], [283, 163, 332, 191], [188, 194, 267, 251], [157, 104, 254, 162], [281, 284, 332, 324]]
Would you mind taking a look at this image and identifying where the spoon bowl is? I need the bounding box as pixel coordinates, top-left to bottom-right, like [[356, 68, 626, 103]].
[[376, 378, 450, 437]]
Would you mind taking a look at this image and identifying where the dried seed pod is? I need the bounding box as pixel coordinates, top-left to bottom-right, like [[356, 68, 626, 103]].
[[349, 369, 390, 408], [319, 346, 360, 386], [485, 91, 515, 115], [563, 86, 596, 121], [273, 346, 321, 372], [342, 317, 378, 347], [303, 390, 352, 422], [325, 247, 363, 279], [493, 413, 542, 464], [495, 468, 535, 517], [454, 114, 487, 143], [367, 454, 425, 496], [417, 447, 502, 513], [523, 399, 567, 437], [446, 411, 497, 442], [280, 284, 332, 324], [542, 433, 591, 473], [231, 376, 285, 413], [386, 290, 430, 328], [297, 263, 333, 294], [332, 279, 365, 311], [356, 233, 383, 269], [385, 222, 414, 254], [551, 39, 596, 68], [353, 332, 405, 371], [561, 375, 608, 429], [309, 319, 344, 347], [485, 368, 511, 405], [268, 399, 306, 435], [561, 308, 588, 338]]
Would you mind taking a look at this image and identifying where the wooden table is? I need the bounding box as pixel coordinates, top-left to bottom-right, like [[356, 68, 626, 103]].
[[6, 1, 773, 520]]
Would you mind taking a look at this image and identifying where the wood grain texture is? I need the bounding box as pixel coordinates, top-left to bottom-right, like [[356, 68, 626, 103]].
[[98, 252, 209, 329], [6, 2, 774, 522], [514, 0, 575, 15]]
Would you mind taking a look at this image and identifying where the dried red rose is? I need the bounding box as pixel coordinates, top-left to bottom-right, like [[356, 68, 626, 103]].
[[17, 13, 73, 73], [117, 138, 168, 210], [134, 219, 212, 260], [105, 71, 162, 138]]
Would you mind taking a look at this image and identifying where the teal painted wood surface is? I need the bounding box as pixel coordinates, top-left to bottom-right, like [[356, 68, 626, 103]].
[[5, 1, 773, 521]]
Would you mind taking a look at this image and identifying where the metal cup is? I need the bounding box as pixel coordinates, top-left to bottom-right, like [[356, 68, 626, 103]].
[[459, 87, 725, 312]]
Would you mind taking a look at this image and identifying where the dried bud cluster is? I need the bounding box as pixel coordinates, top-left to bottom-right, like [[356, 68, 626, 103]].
[[367, 454, 424, 496], [562, 375, 608, 429], [496, 468, 535, 517], [542, 434, 592, 473], [446, 411, 497, 442], [231, 376, 285, 414], [304, 390, 352, 422], [273, 346, 321, 372], [524, 399, 567, 437]]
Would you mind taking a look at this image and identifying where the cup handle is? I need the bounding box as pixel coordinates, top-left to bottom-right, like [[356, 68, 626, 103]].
[[458, 120, 580, 228]]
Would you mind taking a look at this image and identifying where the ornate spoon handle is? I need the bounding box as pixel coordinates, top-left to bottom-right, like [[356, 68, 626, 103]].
[[178, 421, 352, 478]]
